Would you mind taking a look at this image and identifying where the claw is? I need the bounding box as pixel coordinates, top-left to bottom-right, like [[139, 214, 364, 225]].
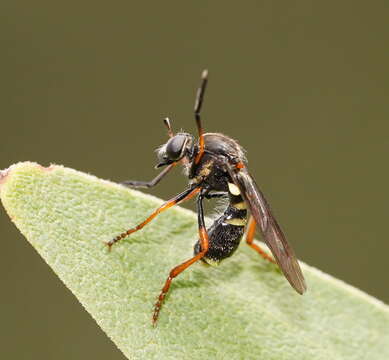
[[105, 240, 114, 252]]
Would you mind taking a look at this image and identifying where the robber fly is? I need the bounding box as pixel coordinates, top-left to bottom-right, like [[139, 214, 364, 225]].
[[107, 70, 306, 325]]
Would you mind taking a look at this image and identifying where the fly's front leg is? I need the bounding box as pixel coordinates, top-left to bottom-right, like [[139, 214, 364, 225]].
[[246, 216, 276, 264], [107, 185, 200, 250], [121, 163, 175, 189], [152, 188, 209, 325]]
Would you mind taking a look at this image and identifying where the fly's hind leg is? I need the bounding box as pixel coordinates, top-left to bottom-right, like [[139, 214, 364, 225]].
[[246, 216, 276, 264], [152, 189, 209, 325]]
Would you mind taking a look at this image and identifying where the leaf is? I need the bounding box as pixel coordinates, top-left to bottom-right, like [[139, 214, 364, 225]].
[[1, 162, 388, 360]]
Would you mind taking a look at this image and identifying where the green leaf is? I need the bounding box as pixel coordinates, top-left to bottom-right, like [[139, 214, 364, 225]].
[[1, 162, 388, 360]]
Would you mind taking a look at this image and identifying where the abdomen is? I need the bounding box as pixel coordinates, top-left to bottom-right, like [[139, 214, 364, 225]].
[[194, 187, 248, 265], [194, 215, 246, 265]]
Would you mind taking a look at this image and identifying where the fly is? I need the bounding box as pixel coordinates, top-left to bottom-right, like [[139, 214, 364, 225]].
[[107, 70, 307, 325]]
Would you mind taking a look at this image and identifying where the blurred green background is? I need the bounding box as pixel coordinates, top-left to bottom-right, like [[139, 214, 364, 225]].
[[1, 1, 388, 359]]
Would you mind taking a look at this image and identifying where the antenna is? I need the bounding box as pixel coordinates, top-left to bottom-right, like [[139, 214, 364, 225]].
[[163, 117, 174, 138]]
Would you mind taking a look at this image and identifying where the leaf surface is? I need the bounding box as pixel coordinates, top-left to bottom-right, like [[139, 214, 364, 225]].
[[1, 162, 388, 360]]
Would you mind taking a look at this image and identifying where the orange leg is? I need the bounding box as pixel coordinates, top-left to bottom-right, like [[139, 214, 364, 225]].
[[194, 69, 208, 164], [246, 216, 276, 264], [107, 186, 200, 250], [152, 190, 209, 325]]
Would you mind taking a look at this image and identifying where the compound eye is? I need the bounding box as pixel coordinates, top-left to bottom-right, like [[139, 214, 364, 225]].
[[166, 136, 186, 160]]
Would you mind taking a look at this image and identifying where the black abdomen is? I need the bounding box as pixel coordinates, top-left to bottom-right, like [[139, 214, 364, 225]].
[[194, 184, 248, 265]]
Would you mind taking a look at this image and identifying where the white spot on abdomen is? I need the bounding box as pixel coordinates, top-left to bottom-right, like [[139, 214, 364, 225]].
[[225, 218, 247, 226], [228, 182, 240, 196]]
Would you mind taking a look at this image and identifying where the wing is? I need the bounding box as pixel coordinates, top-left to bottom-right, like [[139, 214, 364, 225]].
[[227, 164, 307, 294]]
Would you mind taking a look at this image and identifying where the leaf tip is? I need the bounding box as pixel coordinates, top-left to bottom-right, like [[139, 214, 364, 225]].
[[0, 167, 10, 185], [0, 162, 61, 197]]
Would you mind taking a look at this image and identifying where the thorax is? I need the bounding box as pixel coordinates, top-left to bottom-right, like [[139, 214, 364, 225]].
[[188, 153, 229, 191], [187, 132, 246, 191]]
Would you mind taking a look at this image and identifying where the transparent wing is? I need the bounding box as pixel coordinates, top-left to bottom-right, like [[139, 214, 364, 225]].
[[228, 165, 307, 294]]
